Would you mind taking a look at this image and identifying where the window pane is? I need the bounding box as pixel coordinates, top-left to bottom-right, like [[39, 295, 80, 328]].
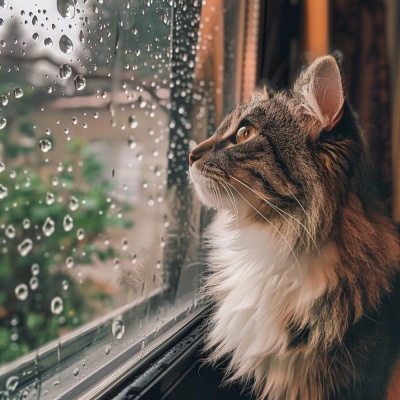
[[0, 0, 248, 397]]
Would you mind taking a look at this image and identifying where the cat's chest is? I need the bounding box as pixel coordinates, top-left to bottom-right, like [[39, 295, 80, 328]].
[[206, 211, 333, 358]]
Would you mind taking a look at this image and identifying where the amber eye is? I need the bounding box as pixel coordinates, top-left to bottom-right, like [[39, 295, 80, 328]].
[[236, 124, 255, 144]]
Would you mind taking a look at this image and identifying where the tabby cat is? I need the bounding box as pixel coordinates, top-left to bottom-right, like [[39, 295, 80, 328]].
[[188, 55, 400, 400]]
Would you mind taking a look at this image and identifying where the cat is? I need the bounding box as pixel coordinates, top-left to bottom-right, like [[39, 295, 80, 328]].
[[188, 55, 400, 400]]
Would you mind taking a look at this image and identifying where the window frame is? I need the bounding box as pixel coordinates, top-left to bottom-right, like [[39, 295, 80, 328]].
[[0, 0, 262, 398]]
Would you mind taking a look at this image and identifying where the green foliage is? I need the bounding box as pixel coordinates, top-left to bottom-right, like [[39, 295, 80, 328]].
[[0, 107, 132, 363]]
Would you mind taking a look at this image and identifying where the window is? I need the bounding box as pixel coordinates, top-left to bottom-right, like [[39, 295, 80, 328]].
[[0, 0, 258, 398]]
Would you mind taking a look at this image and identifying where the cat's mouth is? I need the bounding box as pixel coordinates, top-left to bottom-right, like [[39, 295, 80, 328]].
[[189, 161, 261, 214]]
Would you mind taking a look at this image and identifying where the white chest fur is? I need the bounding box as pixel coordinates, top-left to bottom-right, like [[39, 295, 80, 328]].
[[205, 211, 334, 400]]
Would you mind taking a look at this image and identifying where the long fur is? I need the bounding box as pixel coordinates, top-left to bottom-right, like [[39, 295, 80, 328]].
[[189, 56, 400, 400]]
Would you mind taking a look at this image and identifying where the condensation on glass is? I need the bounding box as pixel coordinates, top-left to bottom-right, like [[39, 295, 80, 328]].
[[0, 0, 251, 398]]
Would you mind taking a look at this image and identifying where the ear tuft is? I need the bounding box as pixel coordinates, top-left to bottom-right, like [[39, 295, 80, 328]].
[[252, 85, 269, 102], [294, 55, 344, 132]]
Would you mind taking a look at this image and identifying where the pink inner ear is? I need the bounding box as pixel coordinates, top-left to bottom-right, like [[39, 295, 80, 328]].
[[312, 60, 344, 131]]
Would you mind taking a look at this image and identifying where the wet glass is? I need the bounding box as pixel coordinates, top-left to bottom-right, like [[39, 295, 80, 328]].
[[0, 0, 248, 398]]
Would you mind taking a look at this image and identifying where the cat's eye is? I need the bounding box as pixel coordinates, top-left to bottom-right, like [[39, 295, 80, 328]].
[[236, 124, 256, 144]]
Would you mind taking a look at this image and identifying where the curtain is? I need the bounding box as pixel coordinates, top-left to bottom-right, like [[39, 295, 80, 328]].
[[331, 0, 393, 211]]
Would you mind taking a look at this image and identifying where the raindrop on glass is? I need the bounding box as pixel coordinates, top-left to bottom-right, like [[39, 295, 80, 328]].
[[79, 30, 85, 43], [128, 136, 136, 149], [51, 297, 64, 314], [63, 214, 73, 232], [42, 217, 55, 237], [112, 320, 125, 339], [73, 367, 79, 377], [1, 95, 8, 106], [46, 192, 55, 205], [128, 116, 138, 129], [62, 280, 69, 290], [15, 284, 28, 300], [32, 32, 39, 41], [0, 162, 4, 173], [77, 228, 85, 240], [39, 139, 52, 153], [44, 37, 53, 47], [135, 49, 141, 56], [22, 218, 31, 229], [59, 35, 73, 54], [5, 376, 18, 392], [32, 15, 38, 25], [60, 63, 72, 79], [0, 117, 7, 130], [105, 344, 111, 355], [66, 256, 74, 268], [69, 196, 79, 210], [5, 225, 16, 239], [18, 239, 33, 257], [30, 276, 39, 290], [46, 85, 54, 94], [74, 75, 86, 91], [13, 87, 24, 99], [57, 0, 76, 19], [31, 263, 40, 275], [0, 184, 8, 199]]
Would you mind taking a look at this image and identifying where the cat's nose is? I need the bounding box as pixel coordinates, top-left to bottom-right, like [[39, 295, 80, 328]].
[[189, 152, 200, 166]]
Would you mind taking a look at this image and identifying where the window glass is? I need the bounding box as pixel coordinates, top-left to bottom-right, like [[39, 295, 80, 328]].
[[0, 0, 248, 398]]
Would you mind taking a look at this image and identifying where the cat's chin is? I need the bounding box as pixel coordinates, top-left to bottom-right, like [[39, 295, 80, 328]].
[[188, 166, 221, 208]]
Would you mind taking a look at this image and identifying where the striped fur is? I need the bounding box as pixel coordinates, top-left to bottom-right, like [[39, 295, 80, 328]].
[[189, 56, 400, 399]]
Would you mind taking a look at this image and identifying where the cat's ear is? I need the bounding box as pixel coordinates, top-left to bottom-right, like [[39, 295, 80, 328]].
[[252, 85, 269, 101], [294, 55, 344, 132]]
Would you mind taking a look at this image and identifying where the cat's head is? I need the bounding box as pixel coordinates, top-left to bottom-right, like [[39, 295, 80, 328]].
[[188, 55, 368, 248]]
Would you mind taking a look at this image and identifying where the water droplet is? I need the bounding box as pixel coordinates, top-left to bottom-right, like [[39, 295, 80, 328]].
[[73, 367, 79, 377], [0, 117, 7, 130], [42, 217, 55, 237], [45, 128, 52, 136], [128, 116, 138, 129], [13, 87, 24, 99], [15, 284, 28, 300], [29, 276, 39, 290], [62, 280, 69, 290], [18, 239, 33, 257], [135, 48, 141, 56], [77, 228, 85, 240], [51, 297, 63, 314], [57, 0, 76, 19], [74, 75, 86, 91], [112, 320, 125, 339], [69, 196, 79, 210], [5, 376, 18, 392], [60, 63, 72, 79], [0, 184, 8, 199], [31, 263, 40, 275], [32, 15, 38, 25], [44, 37, 53, 47], [22, 218, 31, 229], [128, 136, 137, 149], [105, 344, 111, 355], [46, 192, 55, 205], [59, 35, 73, 54], [63, 214, 73, 231], [0, 0, 8, 10], [5, 225, 16, 238], [79, 30, 85, 43], [66, 256, 74, 268], [1, 95, 8, 106], [32, 32, 39, 41], [46, 85, 54, 94], [39, 139, 52, 153]]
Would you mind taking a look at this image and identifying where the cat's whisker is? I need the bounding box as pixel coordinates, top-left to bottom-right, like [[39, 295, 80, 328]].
[[220, 181, 239, 228], [225, 181, 304, 281], [289, 189, 312, 223], [228, 174, 318, 252]]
